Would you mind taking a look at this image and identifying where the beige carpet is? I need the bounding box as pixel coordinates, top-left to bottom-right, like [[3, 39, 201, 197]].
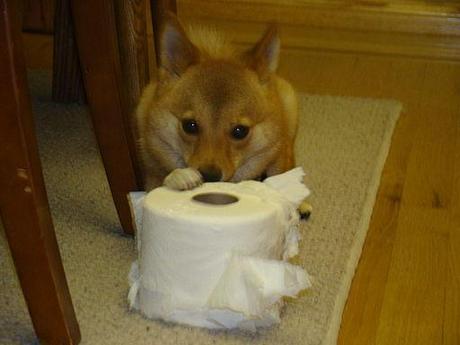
[[0, 71, 401, 345]]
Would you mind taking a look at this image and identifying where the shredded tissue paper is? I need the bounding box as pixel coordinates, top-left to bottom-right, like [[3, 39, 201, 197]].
[[127, 167, 312, 331]]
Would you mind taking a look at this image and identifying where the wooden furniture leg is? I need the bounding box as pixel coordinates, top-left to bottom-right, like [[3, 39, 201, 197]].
[[52, 0, 85, 103], [113, 0, 149, 190], [0, 1, 81, 344], [114, 0, 150, 127], [70, 0, 142, 235]]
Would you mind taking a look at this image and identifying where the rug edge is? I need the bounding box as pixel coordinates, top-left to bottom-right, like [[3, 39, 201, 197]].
[[323, 101, 403, 345]]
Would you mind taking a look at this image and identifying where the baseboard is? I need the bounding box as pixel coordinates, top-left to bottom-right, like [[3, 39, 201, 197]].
[[178, 0, 460, 60]]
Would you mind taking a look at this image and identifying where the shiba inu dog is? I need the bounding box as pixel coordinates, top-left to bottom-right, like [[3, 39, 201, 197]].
[[136, 13, 310, 217]]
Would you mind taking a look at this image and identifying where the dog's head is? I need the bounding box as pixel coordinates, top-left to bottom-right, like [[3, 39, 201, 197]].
[[146, 14, 293, 182]]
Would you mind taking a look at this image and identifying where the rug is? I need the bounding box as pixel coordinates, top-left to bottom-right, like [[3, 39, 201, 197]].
[[0, 71, 401, 345]]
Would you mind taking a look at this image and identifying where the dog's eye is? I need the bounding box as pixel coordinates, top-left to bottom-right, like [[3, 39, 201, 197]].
[[231, 125, 250, 140], [182, 119, 199, 135]]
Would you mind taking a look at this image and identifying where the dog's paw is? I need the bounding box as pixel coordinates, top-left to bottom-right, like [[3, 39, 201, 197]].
[[164, 168, 203, 190], [299, 201, 312, 220]]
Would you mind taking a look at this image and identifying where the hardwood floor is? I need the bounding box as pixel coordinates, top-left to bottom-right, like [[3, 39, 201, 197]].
[[281, 50, 460, 345], [22, 19, 460, 344]]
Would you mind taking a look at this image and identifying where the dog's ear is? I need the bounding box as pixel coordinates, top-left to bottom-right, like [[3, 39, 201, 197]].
[[159, 13, 199, 77], [243, 24, 280, 82]]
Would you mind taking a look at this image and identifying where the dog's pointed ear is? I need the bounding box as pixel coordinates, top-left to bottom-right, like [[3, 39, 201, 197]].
[[159, 13, 199, 77], [243, 24, 280, 82]]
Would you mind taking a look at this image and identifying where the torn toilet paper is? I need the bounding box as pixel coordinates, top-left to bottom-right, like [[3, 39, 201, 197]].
[[127, 167, 312, 331]]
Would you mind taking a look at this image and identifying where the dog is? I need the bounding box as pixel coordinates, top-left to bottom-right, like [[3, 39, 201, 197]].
[[135, 14, 311, 218]]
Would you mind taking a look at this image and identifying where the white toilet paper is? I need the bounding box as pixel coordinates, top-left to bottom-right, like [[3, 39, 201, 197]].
[[128, 167, 311, 331]]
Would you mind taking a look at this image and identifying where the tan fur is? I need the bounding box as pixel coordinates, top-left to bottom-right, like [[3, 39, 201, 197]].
[[186, 26, 236, 60], [136, 15, 298, 191]]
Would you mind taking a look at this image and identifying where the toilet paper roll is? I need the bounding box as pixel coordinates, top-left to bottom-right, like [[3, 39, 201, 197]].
[[128, 168, 311, 331]]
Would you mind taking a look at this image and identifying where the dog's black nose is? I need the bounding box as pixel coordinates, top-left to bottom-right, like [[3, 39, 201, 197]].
[[199, 166, 222, 182]]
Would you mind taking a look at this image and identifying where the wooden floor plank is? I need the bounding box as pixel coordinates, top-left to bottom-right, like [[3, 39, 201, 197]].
[[445, 72, 460, 345], [335, 57, 428, 345], [338, 111, 411, 345], [445, 246, 460, 345], [376, 209, 450, 344], [375, 63, 460, 345]]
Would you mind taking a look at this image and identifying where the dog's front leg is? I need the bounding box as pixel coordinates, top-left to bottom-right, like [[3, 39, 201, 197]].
[[163, 168, 203, 190]]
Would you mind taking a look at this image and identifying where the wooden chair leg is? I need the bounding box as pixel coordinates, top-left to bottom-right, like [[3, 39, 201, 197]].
[[114, 0, 150, 124], [0, 1, 81, 344], [150, 0, 177, 67], [113, 0, 149, 189], [70, 0, 143, 235], [52, 0, 85, 103]]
